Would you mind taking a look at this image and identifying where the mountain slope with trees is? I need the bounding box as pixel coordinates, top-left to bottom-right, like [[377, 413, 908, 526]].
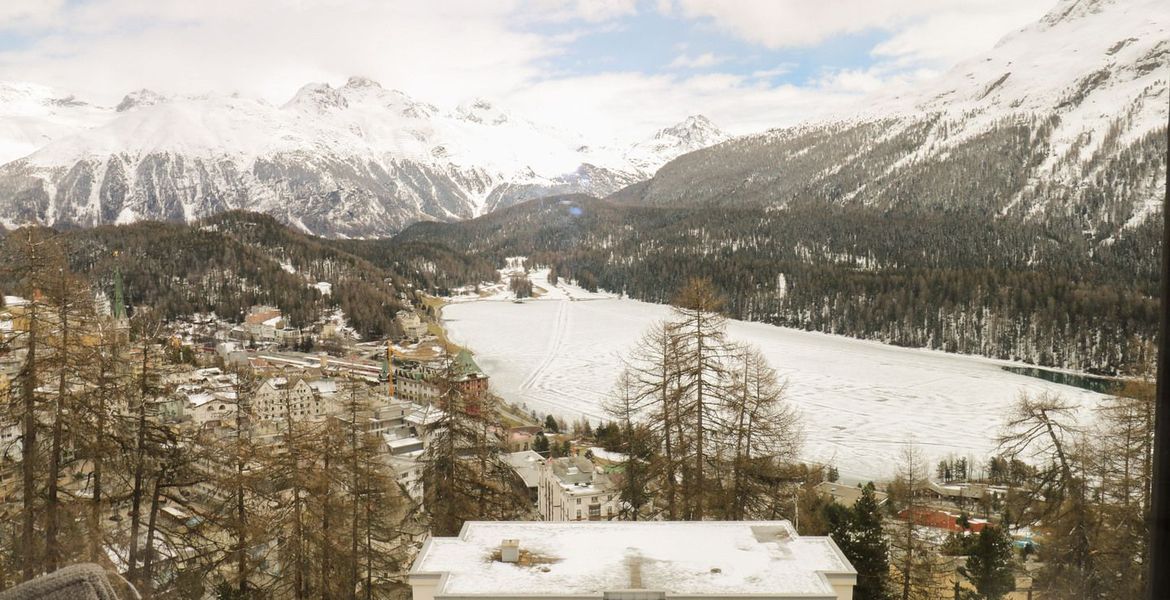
[[393, 195, 1159, 374], [613, 0, 1168, 245], [0, 211, 497, 339]]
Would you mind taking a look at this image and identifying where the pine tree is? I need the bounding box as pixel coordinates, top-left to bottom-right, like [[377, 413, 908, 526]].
[[889, 445, 942, 600], [605, 371, 652, 520], [721, 345, 799, 519], [533, 432, 550, 455], [825, 483, 892, 600], [420, 358, 528, 536], [622, 320, 684, 518], [670, 277, 731, 519], [958, 525, 1014, 600]]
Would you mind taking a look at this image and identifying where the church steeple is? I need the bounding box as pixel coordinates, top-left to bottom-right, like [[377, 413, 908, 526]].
[[113, 266, 126, 321]]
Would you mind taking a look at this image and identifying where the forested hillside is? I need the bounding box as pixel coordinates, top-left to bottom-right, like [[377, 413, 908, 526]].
[[613, 118, 1167, 244], [0, 212, 497, 338], [394, 195, 1161, 374]]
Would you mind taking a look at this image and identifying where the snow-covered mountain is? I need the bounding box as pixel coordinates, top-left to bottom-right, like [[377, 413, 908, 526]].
[[617, 0, 1167, 239], [0, 82, 109, 165], [0, 77, 726, 237]]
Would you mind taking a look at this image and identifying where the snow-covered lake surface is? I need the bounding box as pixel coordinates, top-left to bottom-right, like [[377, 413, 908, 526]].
[[443, 268, 1110, 480]]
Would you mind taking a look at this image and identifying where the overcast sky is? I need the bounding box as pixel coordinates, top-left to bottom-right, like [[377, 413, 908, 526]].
[[0, 0, 1054, 142]]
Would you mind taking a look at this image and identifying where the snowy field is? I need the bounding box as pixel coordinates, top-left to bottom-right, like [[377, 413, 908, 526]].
[[443, 268, 1110, 480]]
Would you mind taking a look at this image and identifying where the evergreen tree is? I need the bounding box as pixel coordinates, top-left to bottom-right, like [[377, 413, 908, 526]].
[[825, 483, 892, 600], [533, 432, 550, 455], [958, 525, 1015, 600], [605, 372, 653, 520], [419, 358, 528, 536]]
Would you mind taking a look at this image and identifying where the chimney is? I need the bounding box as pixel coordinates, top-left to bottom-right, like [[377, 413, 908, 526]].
[[500, 539, 520, 563]]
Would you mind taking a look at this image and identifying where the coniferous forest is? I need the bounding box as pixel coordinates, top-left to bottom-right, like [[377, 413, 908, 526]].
[[394, 192, 1162, 375], [3, 181, 1159, 376]]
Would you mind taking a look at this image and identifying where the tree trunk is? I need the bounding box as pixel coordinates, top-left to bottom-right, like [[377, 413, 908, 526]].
[[660, 335, 677, 520], [141, 476, 164, 599], [45, 281, 70, 571], [128, 343, 154, 583], [127, 393, 149, 583], [694, 309, 705, 520], [19, 300, 40, 581]]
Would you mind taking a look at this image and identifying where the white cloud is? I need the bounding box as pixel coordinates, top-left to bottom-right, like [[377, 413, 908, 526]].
[[751, 64, 796, 79], [667, 0, 1053, 61], [521, 0, 638, 23], [0, 0, 552, 106], [0, 0, 67, 29], [0, 0, 1057, 145], [872, 3, 1052, 66], [503, 68, 900, 143], [667, 52, 725, 69]]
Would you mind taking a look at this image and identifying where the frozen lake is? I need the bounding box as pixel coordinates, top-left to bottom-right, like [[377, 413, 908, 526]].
[[443, 269, 1109, 480]]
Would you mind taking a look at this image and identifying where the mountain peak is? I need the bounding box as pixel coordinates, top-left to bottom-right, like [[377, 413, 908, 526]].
[[654, 115, 726, 145], [116, 89, 167, 112], [1040, 0, 1110, 28], [456, 97, 509, 125], [343, 75, 383, 90], [284, 82, 348, 112]]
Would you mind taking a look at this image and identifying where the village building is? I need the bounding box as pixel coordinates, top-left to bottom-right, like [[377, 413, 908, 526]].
[[506, 426, 542, 452], [538, 456, 620, 522], [503, 450, 544, 503], [409, 521, 857, 600], [397, 310, 430, 340], [898, 507, 989, 534], [816, 481, 889, 508], [397, 374, 441, 404], [923, 479, 1008, 506], [188, 390, 239, 426], [391, 341, 447, 403], [252, 376, 335, 422], [390, 345, 489, 405], [387, 450, 425, 501], [451, 349, 489, 399], [244, 305, 284, 342]]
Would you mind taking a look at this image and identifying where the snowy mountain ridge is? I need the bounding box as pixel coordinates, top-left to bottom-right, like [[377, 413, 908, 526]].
[[0, 76, 727, 236], [618, 0, 1167, 238]]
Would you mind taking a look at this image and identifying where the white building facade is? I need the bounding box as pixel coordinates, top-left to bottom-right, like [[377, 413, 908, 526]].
[[538, 456, 620, 522]]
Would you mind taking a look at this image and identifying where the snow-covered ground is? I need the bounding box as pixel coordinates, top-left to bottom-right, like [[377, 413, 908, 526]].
[[443, 268, 1110, 480]]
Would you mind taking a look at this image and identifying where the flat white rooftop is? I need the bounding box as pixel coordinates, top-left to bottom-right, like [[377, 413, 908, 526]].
[[410, 521, 855, 599]]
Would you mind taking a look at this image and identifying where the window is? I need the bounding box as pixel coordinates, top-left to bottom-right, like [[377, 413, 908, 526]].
[[576, 498, 581, 504]]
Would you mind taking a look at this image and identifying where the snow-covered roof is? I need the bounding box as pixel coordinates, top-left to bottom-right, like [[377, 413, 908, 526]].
[[411, 521, 855, 597], [188, 392, 215, 407], [308, 379, 337, 395], [386, 436, 424, 450], [406, 404, 443, 426], [502, 450, 544, 488]]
